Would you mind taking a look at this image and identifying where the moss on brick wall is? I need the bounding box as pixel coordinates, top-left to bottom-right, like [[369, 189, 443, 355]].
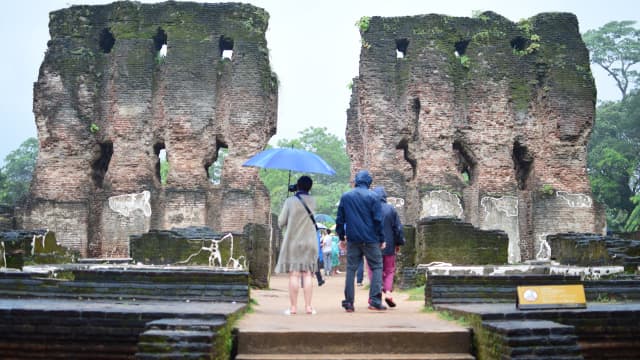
[[415, 218, 509, 265]]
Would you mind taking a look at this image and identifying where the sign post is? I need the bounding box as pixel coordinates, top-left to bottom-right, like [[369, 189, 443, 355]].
[[516, 284, 587, 310]]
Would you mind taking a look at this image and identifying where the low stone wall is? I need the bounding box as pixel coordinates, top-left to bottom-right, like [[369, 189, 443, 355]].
[[414, 217, 509, 265], [130, 223, 271, 288], [443, 303, 640, 360], [425, 272, 640, 306], [0, 265, 247, 359], [0, 265, 249, 303], [0, 230, 78, 269], [426, 274, 581, 306], [477, 320, 582, 360], [548, 233, 640, 271]]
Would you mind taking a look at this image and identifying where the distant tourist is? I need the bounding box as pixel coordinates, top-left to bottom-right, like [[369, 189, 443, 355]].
[[274, 176, 318, 315], [336, 170, 386, 312], [321, 229, 334, 276]]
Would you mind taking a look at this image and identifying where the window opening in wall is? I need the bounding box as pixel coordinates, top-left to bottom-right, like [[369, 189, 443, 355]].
[[154, 143, 168, 185], [510, 36, 528, 52], [411, 97, 421, 120], [512, 141, 533, 190], [207, 146, 228, 185], [453, 140, 476, 186], [153, 28, 168, 59], [92, 141, 113, 188], [220, 36, 234, 60], [454, 39, 470, 57], [396, 38, 409, 59], [99, 28, 115, 53]]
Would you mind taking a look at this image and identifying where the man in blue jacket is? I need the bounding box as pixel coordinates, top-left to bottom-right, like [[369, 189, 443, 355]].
[[336, 170, 386, 311]]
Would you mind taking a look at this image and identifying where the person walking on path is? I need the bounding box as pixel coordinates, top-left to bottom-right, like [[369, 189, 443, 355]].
[[321, 229, 334, 276], [336, 170, 386, 312], [330, 230, 340, 275], [274, 175, 318, 315], [373, 186, 405, 308]]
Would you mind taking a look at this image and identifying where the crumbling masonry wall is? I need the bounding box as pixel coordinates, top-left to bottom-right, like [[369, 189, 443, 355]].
[[347, 11, 605, 262], [21, 2, 277, 257]]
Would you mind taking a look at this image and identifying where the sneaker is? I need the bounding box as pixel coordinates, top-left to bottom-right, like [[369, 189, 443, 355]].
[[385, 297, 396, 308], [342, 300, 355, 313], [368, 302, 387, 311], [357, 282, 363, 287], [318, 279, 325, 286]]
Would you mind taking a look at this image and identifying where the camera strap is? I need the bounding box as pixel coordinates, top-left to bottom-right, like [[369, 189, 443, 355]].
[[295, 194, 318, 230]]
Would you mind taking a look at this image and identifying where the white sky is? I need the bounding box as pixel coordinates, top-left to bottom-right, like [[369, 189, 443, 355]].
[[1, 0, 638, 164]]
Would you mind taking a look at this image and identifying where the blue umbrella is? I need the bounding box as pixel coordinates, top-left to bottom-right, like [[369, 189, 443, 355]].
[[242, 148, 336, 175], [314, 214, 335, 224]]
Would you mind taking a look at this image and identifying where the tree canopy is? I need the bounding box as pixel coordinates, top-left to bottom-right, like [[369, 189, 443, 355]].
[[588, 91, 640, 231], [583, 21, 640, 100], [0, 137, 38, 205]]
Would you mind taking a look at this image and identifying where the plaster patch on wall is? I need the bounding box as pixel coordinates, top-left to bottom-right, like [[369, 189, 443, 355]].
[[536, 233, 551, 261], [420, 190, 463, 219], [176, 233, 246, 269], [480, 196, 520, 264], [481, 196, 518, 220], [387, 197, 405, 209], [556, 191, 592, 208], [108, 190, 152, 217]]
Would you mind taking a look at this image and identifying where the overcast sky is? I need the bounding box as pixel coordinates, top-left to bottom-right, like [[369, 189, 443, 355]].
[[1, 0, 638, 164]]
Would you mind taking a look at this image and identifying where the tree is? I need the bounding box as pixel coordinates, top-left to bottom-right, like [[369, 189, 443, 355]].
[[588, 91, 640, 230], [0, 137, 39, 205], [260, 127, 351, 217], [583, 21, 640, 100], [207, 148, 228, 185]]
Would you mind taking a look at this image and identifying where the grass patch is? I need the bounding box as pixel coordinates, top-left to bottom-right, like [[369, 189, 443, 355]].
[[437, 310, 471, 326], [400, 285, 425, 301], [245, 298, 258, 313]]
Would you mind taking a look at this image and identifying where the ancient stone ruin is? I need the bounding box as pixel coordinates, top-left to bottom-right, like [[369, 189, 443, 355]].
[[347, 11, 605, 263], [20, 2, 277, 258]]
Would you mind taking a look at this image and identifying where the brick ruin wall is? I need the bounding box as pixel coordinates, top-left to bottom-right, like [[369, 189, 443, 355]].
[[347, 11, 605, 263], [20, 2, 277, 257]]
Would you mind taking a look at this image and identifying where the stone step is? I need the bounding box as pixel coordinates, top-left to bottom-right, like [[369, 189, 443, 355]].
[[235, 353, 475, 360], [236, 330, 471, 355], [145, 317, 226, 331]]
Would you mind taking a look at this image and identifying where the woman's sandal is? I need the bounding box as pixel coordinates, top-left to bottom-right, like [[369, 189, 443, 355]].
[[284, 309, 297, 316], [306, 307, 317, 315]]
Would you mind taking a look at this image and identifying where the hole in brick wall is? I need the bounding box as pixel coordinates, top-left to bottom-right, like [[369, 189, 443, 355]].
[[220, 36, 234, 60], [512, 141, 533, 190], [411, 97, 421, 119], [396, 138, 417, 180], [153, 28, 168, 58], [153, 28, 168, 51], [99, 28, 115, 53], [154, 143, 168, 185], [454, 39, 469, 57], [92, 141, 113, 188], [396, 38, 409, 58], [510, 36, 528, 52], [453, 140, 476, 185], [206, 146, 228, 185]]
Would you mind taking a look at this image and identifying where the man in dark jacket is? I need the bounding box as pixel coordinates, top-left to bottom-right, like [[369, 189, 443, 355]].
[[373, 186, 405, 308], [336, 170, 386, 311]]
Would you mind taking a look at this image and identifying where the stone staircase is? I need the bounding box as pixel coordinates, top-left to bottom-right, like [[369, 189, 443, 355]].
[[235, 330, 475, 359], [233, 274, 475, 360], [136, 318, 226, 359]]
